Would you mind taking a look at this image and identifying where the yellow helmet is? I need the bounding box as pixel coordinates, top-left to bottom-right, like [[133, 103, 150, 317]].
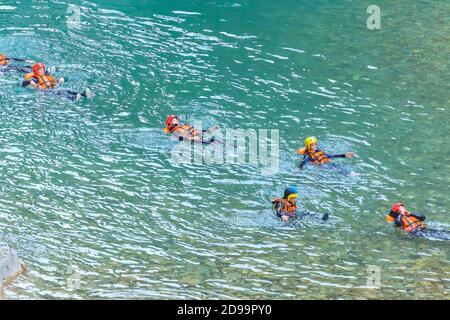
[[304, 136, 318, 149]]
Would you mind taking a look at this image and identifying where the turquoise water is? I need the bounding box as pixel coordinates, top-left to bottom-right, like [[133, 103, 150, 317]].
[[1, 0, 449, 299]]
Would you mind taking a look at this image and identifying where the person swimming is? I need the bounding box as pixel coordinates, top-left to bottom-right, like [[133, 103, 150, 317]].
[[23, 62, 64, 90], [386, 202, 449, 240], [22, 62, 91, 101], [297, 136, 354, 169], [272, 186, 299, 222], [0, 53, 33, 73], [386, 202, 426, 232], [271, 186, 329, 223], [163, 115, 219, 144]]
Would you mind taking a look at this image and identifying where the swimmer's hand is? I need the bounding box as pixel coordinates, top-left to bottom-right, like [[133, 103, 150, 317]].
[[205, 125, 220, 133], [345, 152, 355, 158], [58, 77, 65, 84]]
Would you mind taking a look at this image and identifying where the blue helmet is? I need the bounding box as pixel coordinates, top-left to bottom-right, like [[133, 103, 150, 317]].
[[284, 186, 298, 199]]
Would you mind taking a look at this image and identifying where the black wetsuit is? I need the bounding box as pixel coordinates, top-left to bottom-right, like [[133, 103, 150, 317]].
[[0, 57, 31, 73], [0, 64, 31, 74], [44, 89, 85, 101], [412, 229, 450, 241], [22, 78, 87, 101], [299, 152, 346, 169], [288, 210, 329, 223]]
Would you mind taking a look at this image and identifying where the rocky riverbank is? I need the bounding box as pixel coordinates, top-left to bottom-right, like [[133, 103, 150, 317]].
[[0, 243, 26, 298]]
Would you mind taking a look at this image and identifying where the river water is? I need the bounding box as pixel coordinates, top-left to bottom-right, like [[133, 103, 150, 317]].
[[0, 0, 449, 299]]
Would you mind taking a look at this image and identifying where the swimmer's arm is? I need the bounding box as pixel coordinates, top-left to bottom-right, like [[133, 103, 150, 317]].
[[202, 125, 220, 133], [329, 152, 354, 159], [297, 210, 310, 217], [24, 79, 38, 88], [394, 214, 403, 227], [410, 212, 426, 221], [178, 135, 201, 142], [328, 153, 345, 158], [299, 156, 311, 169], [170, 131, 181, 141], [11, 58, 36, 64], [275, 202, 284, 214]]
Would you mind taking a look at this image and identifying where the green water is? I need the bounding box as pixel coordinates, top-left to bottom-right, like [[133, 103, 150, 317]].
[[1, 0, 449, 299]]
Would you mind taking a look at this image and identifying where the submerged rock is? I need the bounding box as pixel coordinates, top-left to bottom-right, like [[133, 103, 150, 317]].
[[0, 243, 26, 297], [181, 275, 200, 287]]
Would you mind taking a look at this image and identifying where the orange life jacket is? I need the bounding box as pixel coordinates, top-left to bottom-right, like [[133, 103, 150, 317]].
[[399, 215, 425, 232], [297, 147, 331, 165], [272, 198, 297, 217], [170, 124, 200, 140], [0, 54, 8, 66], [386, 212, 425, 232], [24, 72, 57, 89], [386, 215, 395, 223], [306, 149, 330, 165]]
